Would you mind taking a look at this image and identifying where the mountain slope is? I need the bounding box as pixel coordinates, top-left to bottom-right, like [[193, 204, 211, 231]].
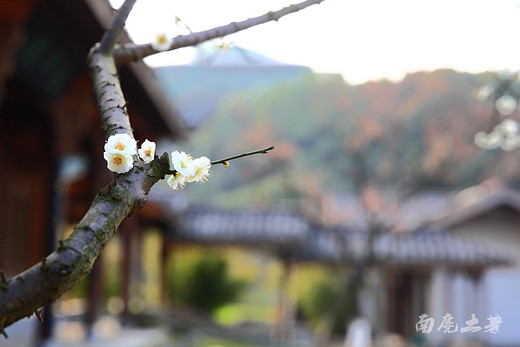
[[172, 69, 518, 207]]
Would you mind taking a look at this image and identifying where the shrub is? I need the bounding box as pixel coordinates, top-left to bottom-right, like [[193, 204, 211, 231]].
[[170, 251, 247, 314]]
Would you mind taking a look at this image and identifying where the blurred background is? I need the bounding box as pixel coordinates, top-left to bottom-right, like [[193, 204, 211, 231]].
[[1, 0, 520, 346]]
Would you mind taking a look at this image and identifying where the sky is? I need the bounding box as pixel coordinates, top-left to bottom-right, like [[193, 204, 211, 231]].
[[112, 0, 520, 85]]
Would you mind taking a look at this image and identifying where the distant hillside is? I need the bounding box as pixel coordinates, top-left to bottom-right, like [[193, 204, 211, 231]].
[[167, 68, 520, 207], [154, 46, 311, 128]]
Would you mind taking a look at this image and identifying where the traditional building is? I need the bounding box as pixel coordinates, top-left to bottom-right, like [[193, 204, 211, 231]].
[[148, 195, 511, 345], [431, 182, 520, 346], [0, 0, 186, 341]]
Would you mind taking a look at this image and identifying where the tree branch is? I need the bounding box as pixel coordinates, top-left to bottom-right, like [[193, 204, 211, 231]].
[[211, 145, 275, 166], [99, 0, 137, 54], [0, 6, 149, 330], [0, 0, 323, 333], [89, 44, 133, 138], [0, 154, 172, 330], [113, 0, 325, 64]]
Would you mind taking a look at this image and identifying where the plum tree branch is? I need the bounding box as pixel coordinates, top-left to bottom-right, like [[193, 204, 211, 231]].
[[211, 146, 275, 166], [113, 0, 326, 64], [0, 0, 323, 333], [0, 0, 153, 331], [164, 146, 275, 175], [0, 155, 171, 331], [99, 0, 137, 54]]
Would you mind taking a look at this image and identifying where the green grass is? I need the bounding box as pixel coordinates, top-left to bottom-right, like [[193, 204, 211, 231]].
[[214, 303, 273, 326]]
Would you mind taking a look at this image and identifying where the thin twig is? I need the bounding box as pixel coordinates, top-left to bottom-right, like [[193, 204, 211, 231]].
[[113, 0, 325, 63], [164, 146, 275, 175], [211, 146, 275, 166], [99, 0, 138, 54]]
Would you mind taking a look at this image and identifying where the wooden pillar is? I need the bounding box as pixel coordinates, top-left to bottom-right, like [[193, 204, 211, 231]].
[[384, 267, 398, 333], [277, 257, 293, 345], [121, 221, 133, 321], [0, 76, 55, 343], [160, 237, 171, 305], [85, 255, 104, 338], [120, 217, 142, 323], [84, 130, 109, 337], [386, 270, 413, 337], [440, 270, 456, 346], [469, 270, 486, 346], [38, 155, 61, 343]]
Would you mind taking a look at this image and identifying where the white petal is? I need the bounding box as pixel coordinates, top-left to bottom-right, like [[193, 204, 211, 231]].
[[495, 95, 517, 116], [104, 152, 134, 173], [167, 173, 186, 190], [138, 139, 156, 163], [104, 133, 137, 155], [474, 131, 488, 148], [487, 130, 502, 149], [499, 118, 519, 135], [171, 151, 193, 176], [474, 85, 494, 101], [151, 33, 171, 51], [185, 156, 211, 183]]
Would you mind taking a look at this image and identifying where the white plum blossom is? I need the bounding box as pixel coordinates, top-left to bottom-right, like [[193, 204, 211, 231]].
[[474, 129, 502, 150], [101, 136, 211, 180], [171, 151, 194, 176], [103, 152, 134, 173], [499, 118, 519, 135], [501, 136, 520, 151], [474, 130, 500, 150], [495, 95, 517, 116], [185, 156, 211, 183], [475, 118, 520, 151], [487, 130, 501, 149], [104, 133, 137, 156], [138, 139, 156, 163], [151, 32, 171, 51], [474, 131, 491, 149], [474, 84, 494, 101], [103, 134, 136, 173], [102, 140, 213, 183], [167, 151, 212, 190], [167, 172, 186, 190]]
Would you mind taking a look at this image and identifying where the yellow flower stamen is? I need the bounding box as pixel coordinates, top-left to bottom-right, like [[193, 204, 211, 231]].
[[158, 35, 167, 44], [113, 156, 123, 165]]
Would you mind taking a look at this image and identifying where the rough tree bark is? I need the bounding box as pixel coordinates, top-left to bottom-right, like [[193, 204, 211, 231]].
[[0, 0, 325, 336]]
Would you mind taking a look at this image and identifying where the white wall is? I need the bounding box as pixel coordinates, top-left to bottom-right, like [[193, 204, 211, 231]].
[[450, 207, 520, 345]]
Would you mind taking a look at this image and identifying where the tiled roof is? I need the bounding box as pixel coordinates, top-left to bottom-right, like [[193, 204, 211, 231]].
[[295, 227, 512, 269], [433, 187, 520, 229], [167, 206, 512, 269], [171, 207, 309, 250]]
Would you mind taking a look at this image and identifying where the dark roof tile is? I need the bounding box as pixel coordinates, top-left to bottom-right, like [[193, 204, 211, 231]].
[[294, 227, 512, 269], [166, 206, 512, 269]]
